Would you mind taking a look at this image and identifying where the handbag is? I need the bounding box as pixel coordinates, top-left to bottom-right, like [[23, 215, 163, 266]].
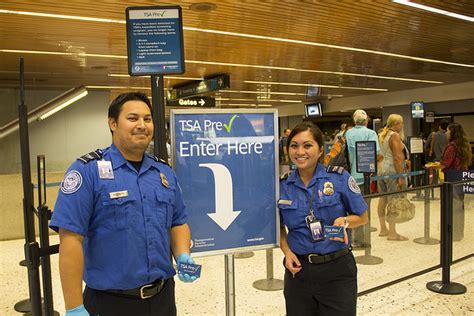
[[386, 194, 416, 223]]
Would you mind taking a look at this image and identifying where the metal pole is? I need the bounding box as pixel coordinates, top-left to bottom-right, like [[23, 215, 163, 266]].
[[355, 173, 383, 265], [252, 249, 283, 291], [414, 169, 439, 245], [151, 75, 168, 161], [18, 58, 42, 316], [224, 254, 236, 316], [426, 182, 466, 294], [38, 205, 55, 315]]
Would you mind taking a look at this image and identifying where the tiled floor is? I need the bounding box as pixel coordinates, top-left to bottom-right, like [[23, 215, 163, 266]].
[[1, 191, 473, 315]]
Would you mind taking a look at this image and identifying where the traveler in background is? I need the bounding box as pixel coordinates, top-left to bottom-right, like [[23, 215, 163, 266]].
[[440, 123, 472, 241], [280, 128, 291, 164], [428, 120, 449, 162], [279, 121, 368, 315], [376, 114, 409, 241], [50, 92, 197, 316], [345, 109, 382, 247]]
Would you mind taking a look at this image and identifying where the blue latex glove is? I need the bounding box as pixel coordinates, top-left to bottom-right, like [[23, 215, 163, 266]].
[[176, 252, 198, 283], [66, 304, 89, 316]]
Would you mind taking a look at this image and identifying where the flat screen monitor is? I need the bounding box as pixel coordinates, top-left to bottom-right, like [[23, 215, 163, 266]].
[[305, 102, 323, 118], [411, 101, 424, 119]]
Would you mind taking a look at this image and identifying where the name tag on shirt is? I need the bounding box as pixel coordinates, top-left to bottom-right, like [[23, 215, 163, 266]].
[[109, 190, 128, 199], [98, 160, 114, 179], [178, 262, 202, 278], [278, 199, 293, 206], [324, 226, 345, 238]]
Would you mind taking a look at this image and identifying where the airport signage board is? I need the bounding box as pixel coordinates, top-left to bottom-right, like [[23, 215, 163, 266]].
[[168, 74, 230, 100], [355, 141, 377, 174], [126, 6, 185, 75], [171, 109, 279, 256], [167, 97, 216, 107]]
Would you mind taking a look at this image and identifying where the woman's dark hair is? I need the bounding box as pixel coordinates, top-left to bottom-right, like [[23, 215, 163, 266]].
[[286, 121, 325, 158], [447, 123, 472, 167], [107, 92, 152, 134]]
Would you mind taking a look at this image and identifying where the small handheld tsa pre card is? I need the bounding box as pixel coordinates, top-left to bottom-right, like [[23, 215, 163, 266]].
[[178, 262, 202, 278], [324, 226, 345, 239]]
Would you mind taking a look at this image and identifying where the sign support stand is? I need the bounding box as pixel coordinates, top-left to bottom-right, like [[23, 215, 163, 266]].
[[355, 173, 383, 265], [252, 249, 283, 291], [151, 75, 168, 161], [224, 254, 236, 316]]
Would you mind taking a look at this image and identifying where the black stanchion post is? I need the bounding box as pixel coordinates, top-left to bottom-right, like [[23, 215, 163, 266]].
[[355, 173, 383, 265], [426, 182, 466, 294], [414, 169, 439, 245], [252, 249, 283, 291], [151, 75, 168, 161], [18, 58, 42, 315]]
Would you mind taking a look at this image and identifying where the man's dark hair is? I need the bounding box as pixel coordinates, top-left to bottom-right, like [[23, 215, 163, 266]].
[[108, 91, 152, 121], [439, 120, 449, 131]]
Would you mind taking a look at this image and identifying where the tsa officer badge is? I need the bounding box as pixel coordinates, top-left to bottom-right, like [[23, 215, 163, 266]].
[[323, 181, 334, 196], [160, 172, 169, 189]]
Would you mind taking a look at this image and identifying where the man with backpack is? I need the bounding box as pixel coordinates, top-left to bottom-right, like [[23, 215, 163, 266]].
[[345, 109, 381, 247]]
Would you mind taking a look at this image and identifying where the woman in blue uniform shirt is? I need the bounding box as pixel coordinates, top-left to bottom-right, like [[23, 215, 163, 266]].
[[279, 122, 368, 315]]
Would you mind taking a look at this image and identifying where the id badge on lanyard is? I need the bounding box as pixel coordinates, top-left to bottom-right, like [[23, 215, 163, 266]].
[[306, 186, 324, 242]]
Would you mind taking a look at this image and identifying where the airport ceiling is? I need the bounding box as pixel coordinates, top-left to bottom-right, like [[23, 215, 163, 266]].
[[1, 0, 474, 114]]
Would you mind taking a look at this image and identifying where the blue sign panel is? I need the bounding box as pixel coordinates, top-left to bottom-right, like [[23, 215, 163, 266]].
[[444, 170, 474, 194], [356, 141, 377, 174], [126, 6, 185, 75], [171, 110, 279, 256]]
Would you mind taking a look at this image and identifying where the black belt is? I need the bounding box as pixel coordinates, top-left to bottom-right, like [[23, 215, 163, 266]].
[[297, 248, 350, 264], [104, 279, 167, 299]]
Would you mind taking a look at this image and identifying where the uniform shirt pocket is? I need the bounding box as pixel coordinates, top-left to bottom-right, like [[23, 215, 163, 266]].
[[317, 194, 346, 224], [155, 189, 175, 228], [100, 191, 137, 230], [279, 201, 301, 229]]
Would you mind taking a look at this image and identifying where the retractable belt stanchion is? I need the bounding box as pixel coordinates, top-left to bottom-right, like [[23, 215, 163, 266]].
[[253, 248, 283, 291], [427, 182, 467, 294], [224, 254, 236, 316], [355, 173, 383, 265], [414, 168, 439, 245], [410, 153, 424, 201], [234, 251, 254, 259]]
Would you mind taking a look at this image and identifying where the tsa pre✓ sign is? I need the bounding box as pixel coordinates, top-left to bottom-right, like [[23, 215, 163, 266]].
[[126, 6, 185, 75], [171, 109, 279, 256]]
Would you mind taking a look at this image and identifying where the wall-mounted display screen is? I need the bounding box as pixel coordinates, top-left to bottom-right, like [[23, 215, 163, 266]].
[[411, 101, 424, 119], [305, 102, 323, 118]]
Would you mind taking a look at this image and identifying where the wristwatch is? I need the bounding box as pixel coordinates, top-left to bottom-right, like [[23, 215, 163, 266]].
[[343, 217, 349, 229]]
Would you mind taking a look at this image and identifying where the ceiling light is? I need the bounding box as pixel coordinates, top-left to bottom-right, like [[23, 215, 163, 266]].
[[1, 86, 88, 138], [86, 85, 151, 90], [393, 0, 474, 22], [223, 104, 273, 107], [0, 48, 445, 84], [38, 86, 88, 120], [0, 9, 471, 68], [220, 90, 306, 96], [108, 74, 203, 80], [244, 80, 388, 92]]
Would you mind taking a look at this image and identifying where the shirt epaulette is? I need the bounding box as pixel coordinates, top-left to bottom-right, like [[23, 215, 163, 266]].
[[280, 171, 291, 181], [77, 149, 103, 164], [326, 165, 344, 174], [153, 155, 170, 167]]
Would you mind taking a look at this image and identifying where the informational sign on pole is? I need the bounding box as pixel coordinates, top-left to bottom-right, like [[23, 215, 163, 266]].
[[408, 137, 424, 154], [171, 109, 279, 256], [126, 6, 185, 75], [355, 141, 377, 174], [445, 170, 474, 194]]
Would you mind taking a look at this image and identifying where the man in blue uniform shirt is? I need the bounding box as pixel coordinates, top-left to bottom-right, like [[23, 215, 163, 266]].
[[50, 92, 197, 316]]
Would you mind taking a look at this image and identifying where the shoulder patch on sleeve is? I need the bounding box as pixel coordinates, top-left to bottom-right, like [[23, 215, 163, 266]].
[[326, 165, 344, 174], [348, 176, 361, 194], [77, 149, 103, 164], [280, 171, 291, 181], [60, 170, 83, 194]]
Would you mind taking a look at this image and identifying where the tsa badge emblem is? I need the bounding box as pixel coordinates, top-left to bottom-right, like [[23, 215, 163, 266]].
[[323, 182, 334, 195], [60, 170, 82, 194], [348, 176, 361, 194], [160, 172, 169, 189]]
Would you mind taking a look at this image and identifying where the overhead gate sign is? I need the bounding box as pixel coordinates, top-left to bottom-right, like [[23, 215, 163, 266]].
[[171, 109, 279, 256]]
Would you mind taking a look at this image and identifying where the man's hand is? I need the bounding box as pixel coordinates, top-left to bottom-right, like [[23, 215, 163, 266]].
[[176, 253, 198, 283], [66, 304, 89, 316]]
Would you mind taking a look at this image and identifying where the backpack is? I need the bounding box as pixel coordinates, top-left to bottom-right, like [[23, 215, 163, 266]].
[[323, 132, 351, 172]]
